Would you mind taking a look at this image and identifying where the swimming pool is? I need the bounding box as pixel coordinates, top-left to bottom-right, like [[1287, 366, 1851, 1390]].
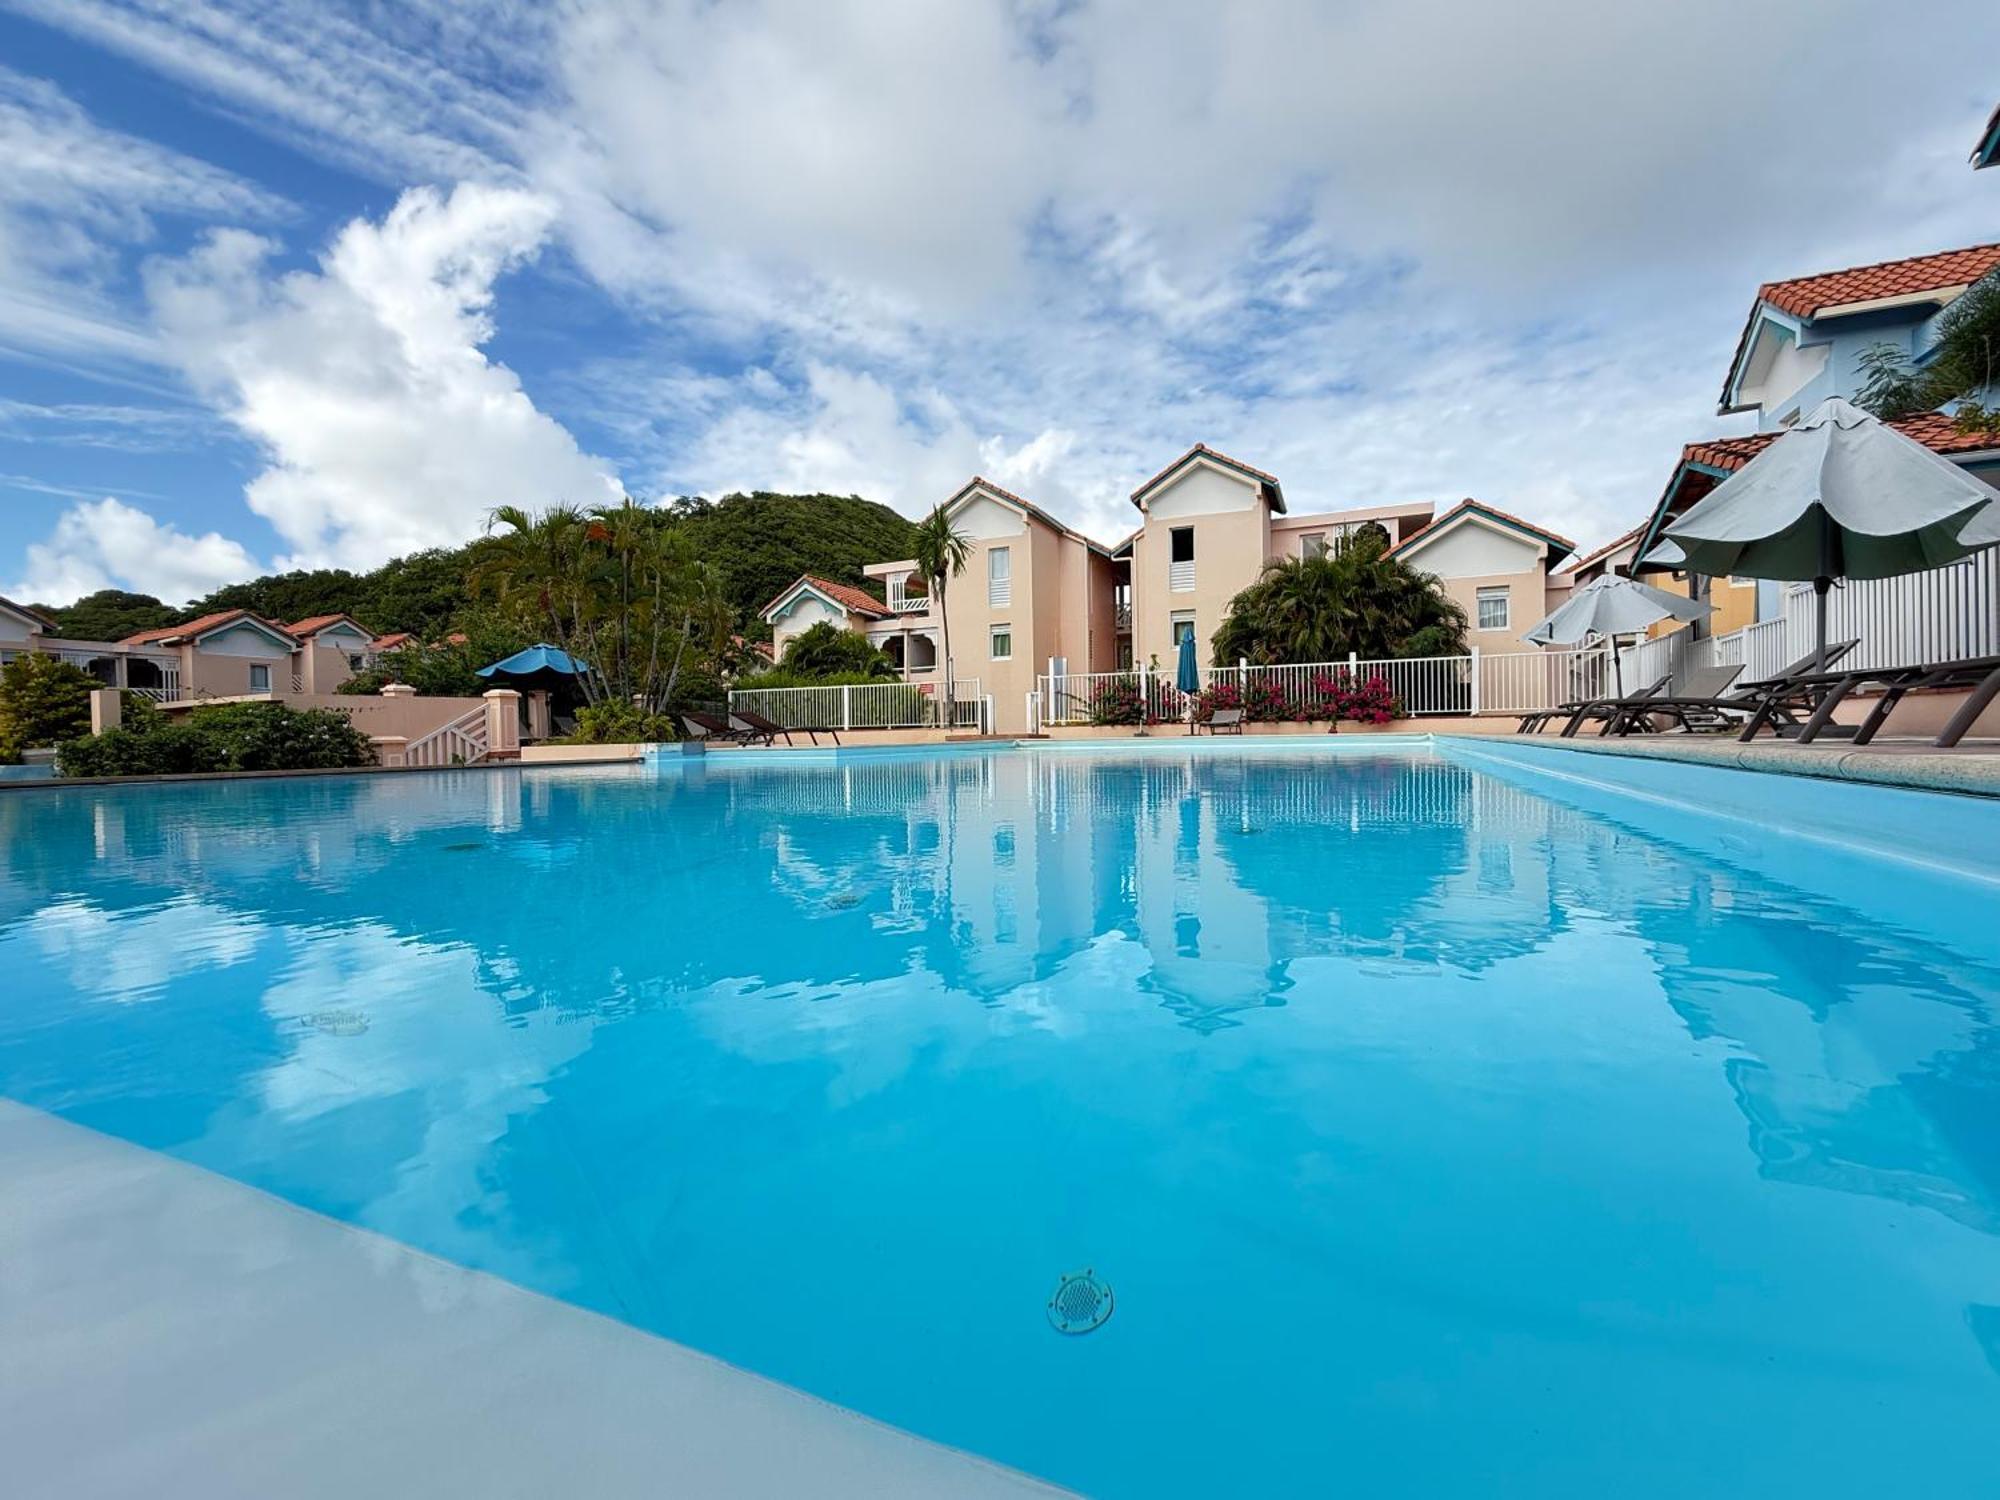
[[4, 739, 1998, 1495]]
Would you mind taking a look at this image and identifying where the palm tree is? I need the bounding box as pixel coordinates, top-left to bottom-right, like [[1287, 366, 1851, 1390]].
[[911, 503, 972, 726], [473, 504, 603, 703], [1211, 529, 1468, 665]]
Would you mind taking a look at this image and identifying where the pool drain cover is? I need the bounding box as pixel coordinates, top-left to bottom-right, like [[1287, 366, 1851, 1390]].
[[303, 1009, 369, 1037], [1046, 1269, 1113, 1334]]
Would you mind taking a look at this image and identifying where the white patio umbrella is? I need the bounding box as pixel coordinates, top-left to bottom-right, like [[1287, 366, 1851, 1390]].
[[1522, 573, 1713, 695], [1641, 396, 2000, 668]]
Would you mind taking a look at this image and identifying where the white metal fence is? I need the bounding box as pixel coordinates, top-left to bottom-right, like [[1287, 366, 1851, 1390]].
[[729, 678, 987, 732], [1619, 549, 2000, 691], [1040, 648, 1612, 725]]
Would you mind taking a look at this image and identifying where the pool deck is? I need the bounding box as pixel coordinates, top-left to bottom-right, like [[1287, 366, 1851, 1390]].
[[1482, 730, 2000, 799], [0, 1100, 1069, 1499]]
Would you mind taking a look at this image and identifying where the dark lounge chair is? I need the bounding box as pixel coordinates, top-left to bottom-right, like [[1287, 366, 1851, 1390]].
[[1201, 707, 1245, 735], [1780, 651, 2000, 747], [1596, 663, 1745, 736], [1603, 641, 1862, 739], [729, 707, 840, 747], [1519, 672, 1669, 735], [679, 709, 757, 745]]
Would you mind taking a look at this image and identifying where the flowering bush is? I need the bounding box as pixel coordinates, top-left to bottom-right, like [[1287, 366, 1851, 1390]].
[[1192, 670, 1399, 725], [1089, 677, 1147, 726]]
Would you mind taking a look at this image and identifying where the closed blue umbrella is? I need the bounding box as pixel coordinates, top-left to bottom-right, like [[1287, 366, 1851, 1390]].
[[1176, 632, 1201, 734]]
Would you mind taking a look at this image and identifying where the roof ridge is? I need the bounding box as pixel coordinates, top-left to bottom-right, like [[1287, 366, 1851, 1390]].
[[1758, 239, 2000, 296]]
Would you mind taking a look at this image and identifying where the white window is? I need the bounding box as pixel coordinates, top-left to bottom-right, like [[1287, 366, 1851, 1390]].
[[1170, 611, 1197, 646], [1168, 527, 1195, 592], [988, 546, 1012, 607], [1301, 532, 1328, 559], [248, 664, 271, 692], [1475, 587, 1510, 632], [990, 624, 1013, 660]]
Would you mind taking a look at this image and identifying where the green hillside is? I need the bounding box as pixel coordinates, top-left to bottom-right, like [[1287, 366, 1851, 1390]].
[[34, 492, 920, 641]]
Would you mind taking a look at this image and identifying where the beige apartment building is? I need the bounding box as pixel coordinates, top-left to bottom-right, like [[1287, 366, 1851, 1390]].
[[763, 445, 1577, 734]]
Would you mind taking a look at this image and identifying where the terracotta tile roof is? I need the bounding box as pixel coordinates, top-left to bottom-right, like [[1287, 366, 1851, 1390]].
[[1638, 411, 2000, 566], [1129, 444, 1285, 513], [1390, 498, 1575, 563], [370, 631, 414, 651], [1722, 243, 2000, 413], [286, 613, 370, 638], [120, 609, 298, 648], [759, 573, 890, 621], [1755, 242, 2000, 320]]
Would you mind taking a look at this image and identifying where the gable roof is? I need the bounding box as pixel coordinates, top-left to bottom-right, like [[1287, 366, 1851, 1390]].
[[940, 477, 1111, 554], [1130, 444, 1286, 514], [1390, 499, 1575, 566], [1634, 410, 2000, 568], [120, 609, 299, 649], [0, 594, 58, 632], [286, 613, 373, 640], [1721, 243, 2000, 412], [370, 631, 415, 652], [1977, 103, 2000, 169], [759, 573, 890, 623]]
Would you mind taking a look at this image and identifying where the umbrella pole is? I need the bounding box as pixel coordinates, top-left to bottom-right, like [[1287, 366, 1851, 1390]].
[[1610, 633, 1623, 698], [1813, 576, 1831, 671]]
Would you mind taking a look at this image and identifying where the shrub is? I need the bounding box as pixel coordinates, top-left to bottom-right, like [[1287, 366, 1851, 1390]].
[[778, 622, 897, 680], [1089, 676, 1147, 726], [59, 701, 375, 777], [563, 700, 679, 744], [338, 643, 485, 698], [0, 653, 97, 762]]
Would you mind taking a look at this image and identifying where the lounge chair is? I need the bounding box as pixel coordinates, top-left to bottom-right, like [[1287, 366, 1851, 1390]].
[[729, 707, 840, 747], [1598, 642, 1864, 739], [679, 709, 757, 745], [1782, 651, 2000, 747], [1595, 663, 1746, 736], [1519, 672, 1669, 735], [1201, 707, 1245, 735]]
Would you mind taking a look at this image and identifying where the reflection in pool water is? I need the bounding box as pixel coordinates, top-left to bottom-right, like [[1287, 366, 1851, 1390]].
[[2, 745, 1998, 1497]]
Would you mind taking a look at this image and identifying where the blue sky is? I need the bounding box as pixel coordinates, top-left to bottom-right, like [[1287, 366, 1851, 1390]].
[[2, 0, 1996, 607]]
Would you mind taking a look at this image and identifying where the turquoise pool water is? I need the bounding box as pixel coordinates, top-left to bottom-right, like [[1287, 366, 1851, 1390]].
[[3, 740, 1999, 1496]]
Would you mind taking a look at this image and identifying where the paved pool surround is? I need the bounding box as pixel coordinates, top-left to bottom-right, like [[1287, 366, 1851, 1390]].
[[0, 1101, 1069, 1499]]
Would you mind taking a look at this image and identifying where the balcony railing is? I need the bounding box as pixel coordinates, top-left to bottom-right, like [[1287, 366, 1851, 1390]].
[[1113, 602, 1132, 630], [1168, 560, 1195, 593]]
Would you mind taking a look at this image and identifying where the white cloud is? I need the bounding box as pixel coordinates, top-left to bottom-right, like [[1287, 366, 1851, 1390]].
[[145, 182, 622, 571], [7, 496, 262, 607], [0, 63, 288, 362], [7, 0, 2000, 566]]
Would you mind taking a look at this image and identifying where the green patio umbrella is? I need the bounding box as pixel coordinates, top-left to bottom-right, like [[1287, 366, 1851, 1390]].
[[1642, 397, 2000, 668], [1176, 632, 1201, 735]]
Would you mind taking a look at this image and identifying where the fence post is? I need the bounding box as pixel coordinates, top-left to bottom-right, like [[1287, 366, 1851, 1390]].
[[1239, 656, 1248, 698], [1139, 663, 1150, 723], [1468, 646, 1481, 716], [841, 683, 852, 732]]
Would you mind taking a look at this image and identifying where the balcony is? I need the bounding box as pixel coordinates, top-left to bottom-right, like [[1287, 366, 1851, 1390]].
[[1113, 602, 1132, 631]]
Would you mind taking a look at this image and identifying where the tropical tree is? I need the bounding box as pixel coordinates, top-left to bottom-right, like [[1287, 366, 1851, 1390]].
[[780, 621, 898, 679], [0, 653, 98, 762], [472, 504, 603, 702], [912, 504, 972, 722], [1856, 270, 2000, 437], [1211, 530, 1469, 665], [473, 500, 733, 711]]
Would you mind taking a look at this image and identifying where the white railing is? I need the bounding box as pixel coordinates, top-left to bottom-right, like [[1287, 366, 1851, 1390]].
[[1039, 648, 1612, 725], [729, 678, 985, 732], [401, 705, 489, 768], [886, 576, 930, 613], [1619, 549, 2000, 691], [1168, 559, 1195, 592]]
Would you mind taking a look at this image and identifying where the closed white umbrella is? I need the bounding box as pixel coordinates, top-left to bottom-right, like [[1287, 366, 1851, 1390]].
[[1642, 397, 2000, 667], [1523, 573, 1712, 694]]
